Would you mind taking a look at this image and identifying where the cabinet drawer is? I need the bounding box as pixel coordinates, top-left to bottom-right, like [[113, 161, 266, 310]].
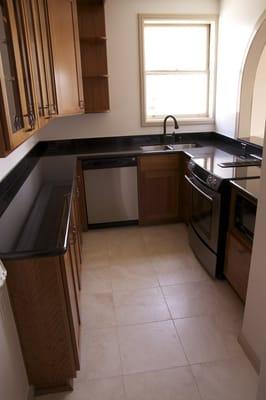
[[138, 154, 180, 171]]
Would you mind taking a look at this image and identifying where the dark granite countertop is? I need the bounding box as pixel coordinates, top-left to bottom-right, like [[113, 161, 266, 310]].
[[0, 156, 76, 260], [230, 177, 261, 202], [0, 132, 263, 260]]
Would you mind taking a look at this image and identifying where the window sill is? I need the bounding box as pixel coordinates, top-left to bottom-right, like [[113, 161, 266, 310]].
[[142, 117, 215, 127]]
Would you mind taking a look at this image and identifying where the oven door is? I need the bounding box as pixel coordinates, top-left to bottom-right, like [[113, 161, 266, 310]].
[[185, 175, 221, 253]]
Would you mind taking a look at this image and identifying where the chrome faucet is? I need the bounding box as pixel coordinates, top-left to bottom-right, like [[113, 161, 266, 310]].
[[163, 116, 179, 144]]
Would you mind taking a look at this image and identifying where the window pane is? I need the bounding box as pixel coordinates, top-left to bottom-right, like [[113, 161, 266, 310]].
[[145, 73, 208, 118], [144, 25, 209, 71]]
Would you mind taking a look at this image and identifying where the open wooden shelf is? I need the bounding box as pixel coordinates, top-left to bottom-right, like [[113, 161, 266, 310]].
[[80, 36, 107, 42], [77, 0, 109, 113], [83, 75, 109, 79], [83, 77, 110, 113]]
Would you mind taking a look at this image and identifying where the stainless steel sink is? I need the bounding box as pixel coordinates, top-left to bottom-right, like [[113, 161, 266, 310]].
[[170, 143, 198, 150], [140, 145, 173, 152], [140, 143, 197, 152]]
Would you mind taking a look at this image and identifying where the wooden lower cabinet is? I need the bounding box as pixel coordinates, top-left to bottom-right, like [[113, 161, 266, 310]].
[[224, 232, 252, 302], [5, 205, 82, 394], [76, 160, 88, 232], [181, 155, 192, 225], [138, 154, 182, 225]]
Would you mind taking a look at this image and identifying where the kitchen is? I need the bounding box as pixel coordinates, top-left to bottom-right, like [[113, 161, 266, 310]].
[[0, 1, 266, 400]]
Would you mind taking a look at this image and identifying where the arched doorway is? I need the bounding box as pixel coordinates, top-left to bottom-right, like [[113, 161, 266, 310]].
[[236, 11, 266, 144]]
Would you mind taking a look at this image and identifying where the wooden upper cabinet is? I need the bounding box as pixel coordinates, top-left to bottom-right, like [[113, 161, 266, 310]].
[[22, 0, 56, 124], [138, 154, 182, 225], [77, 0, 110, 113], [46, 0, 84, 115], [0, 0, 38, 155], [0, 0, 84, 156]]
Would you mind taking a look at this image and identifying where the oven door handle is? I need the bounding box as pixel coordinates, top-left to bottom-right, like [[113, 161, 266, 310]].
[[185, 175, 214, 203]]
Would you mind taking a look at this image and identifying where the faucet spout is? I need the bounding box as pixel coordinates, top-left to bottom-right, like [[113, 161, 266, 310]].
[[163, 115, 179, 135]]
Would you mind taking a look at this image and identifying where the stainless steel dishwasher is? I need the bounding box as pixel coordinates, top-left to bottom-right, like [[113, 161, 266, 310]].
[[82, 157, 139, 226]]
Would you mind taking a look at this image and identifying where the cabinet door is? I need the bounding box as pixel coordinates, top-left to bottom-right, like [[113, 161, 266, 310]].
[[76, 160, 88, 232], [61, 246, 80, 368], [138, 155, 181, 224], [21, 0, 48, 125], [46, 0, 84, 115], [224, 233, 252, 302], [70, 200, 82, 289], [35, 0, 57, 117], [182, 155, 192, 224], [11, 0, 38, 130], [0, 0, 35, 153]]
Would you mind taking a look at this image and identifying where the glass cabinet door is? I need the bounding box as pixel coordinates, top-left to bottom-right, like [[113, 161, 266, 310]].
[[0, 0, 25, 134], [22, 0, 48, 121], [12, 0, 37, 130], [35, 0, 57, 116]]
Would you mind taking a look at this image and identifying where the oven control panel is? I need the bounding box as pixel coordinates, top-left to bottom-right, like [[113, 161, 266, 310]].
[[207, 175, 219, 190], [188, 160, 221, 191]]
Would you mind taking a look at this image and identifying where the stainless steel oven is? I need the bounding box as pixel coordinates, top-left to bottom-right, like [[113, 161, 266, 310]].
[[185, 154, 261, 278], [185, 174, 221, 277], [185, 175, 221, 253]]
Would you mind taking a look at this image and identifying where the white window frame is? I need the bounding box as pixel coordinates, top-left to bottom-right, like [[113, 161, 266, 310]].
[[138, 14, 218, 127]]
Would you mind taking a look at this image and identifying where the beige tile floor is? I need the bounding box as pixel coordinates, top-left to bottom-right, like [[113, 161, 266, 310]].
[[38, 224, 258, 400]]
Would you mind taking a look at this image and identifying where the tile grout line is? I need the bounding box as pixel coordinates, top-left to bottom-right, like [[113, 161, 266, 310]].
[[189, 364, 206, 400], [80, 227, 253, 399], [114, 324, 129, 400], [159, 285, 191, 368], [108, 234, 129, 400], [158, 268, 205, 400]]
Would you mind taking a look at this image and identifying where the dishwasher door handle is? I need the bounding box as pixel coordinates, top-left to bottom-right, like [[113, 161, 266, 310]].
[[82, 157, 137, 170]]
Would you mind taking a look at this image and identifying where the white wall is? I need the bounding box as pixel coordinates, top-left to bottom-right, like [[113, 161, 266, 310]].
[[0, 285, 29, 400], [216, 0, 266, 373], [250, 45, 266, 140], [0, 134, 39, 182], [215, 0, 266, 138], [242, 152, 266, 367], [257, 346, 266, 399], [38, 0, 219, 141]]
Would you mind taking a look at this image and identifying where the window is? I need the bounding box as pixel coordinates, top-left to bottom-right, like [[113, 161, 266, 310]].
[[139, 15, 217, 125]]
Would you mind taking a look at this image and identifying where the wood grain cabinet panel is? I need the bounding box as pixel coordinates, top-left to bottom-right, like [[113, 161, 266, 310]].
[[76, 160, 88, 232], [77, 0, 110, 112], [224, 233, 251, 302], [46, 0, 84, 115], [0, 0, 84, 155], [61, 246, 80, 365], [4, 178, 83, 395], [5, 254, 79, 394], [0, 0, 39, 155], [138, 154, 182, 225], [181, 154, 192, 224]]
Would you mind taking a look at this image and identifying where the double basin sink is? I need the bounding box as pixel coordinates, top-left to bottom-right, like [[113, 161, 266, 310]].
[[140, 143, 198, 152]]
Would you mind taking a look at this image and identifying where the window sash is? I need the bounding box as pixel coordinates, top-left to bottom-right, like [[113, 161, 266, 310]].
[[139, 15, 217, 125], [145, 72, 209, 119], [143, 23, 210, 73]]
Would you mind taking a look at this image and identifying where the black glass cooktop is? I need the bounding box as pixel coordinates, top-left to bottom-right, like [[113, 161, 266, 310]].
[[192, 148, 261, 180]]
